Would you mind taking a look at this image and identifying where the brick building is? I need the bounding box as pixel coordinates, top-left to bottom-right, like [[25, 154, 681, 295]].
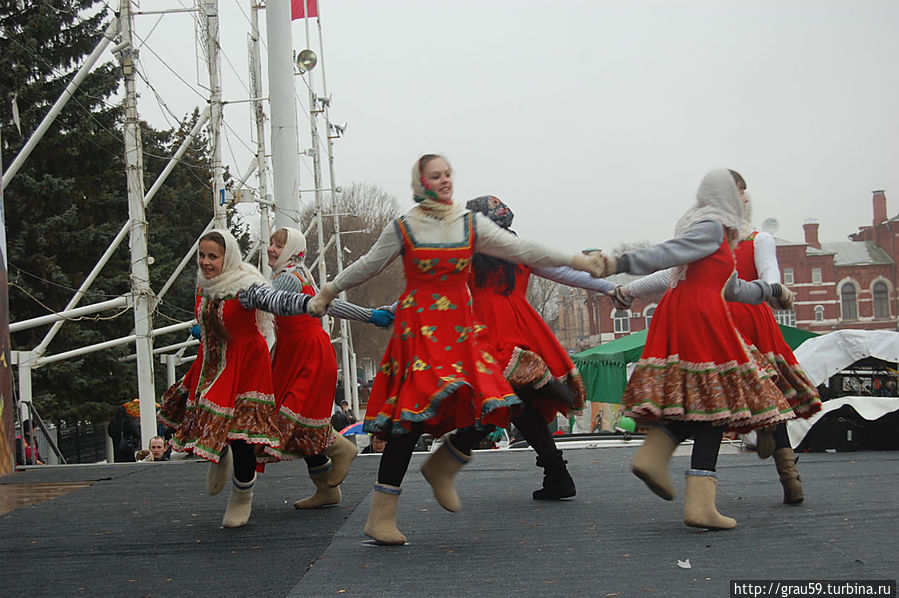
[[557, 191, 898, 352]]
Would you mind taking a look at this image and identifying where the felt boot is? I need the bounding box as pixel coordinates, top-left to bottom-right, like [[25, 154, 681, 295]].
[[420, 440, 471, 512], [774, 447, 804, 504], [206, 445, 233, 495], [222, 473, 256, 528], [294, 461, 341, 509], [364, 484, 406, 545], [755, 426, 776, 459], [683, 470, 737, 530], [532, 449, 576, 500], [630, 426, 677, 500], [324, 433, 357, 488]]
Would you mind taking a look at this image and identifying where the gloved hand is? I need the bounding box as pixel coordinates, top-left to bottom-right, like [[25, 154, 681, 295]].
[[611, 285, 634, 310], [369, 309, 394, 329], [307, 282, 340, 317], [571, 252, 610, 278], [769, 283, 794, 310], [189, 324, 202, 340]]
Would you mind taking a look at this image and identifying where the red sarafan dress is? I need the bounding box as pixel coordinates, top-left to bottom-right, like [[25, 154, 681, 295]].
[[469, 265, 586, 422], [160, 290, 281, 463], [268, 270, 336, 459], [365, 213, 520, 438], [623, 235, 795, 432], [729, 234, 821, 418]]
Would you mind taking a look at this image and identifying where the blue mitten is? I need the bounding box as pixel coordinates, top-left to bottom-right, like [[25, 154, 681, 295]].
[[190, 324, 202, 339], [368, 309, 394, 329]]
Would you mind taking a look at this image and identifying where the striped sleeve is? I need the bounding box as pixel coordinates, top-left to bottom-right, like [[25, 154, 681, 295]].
[[238, 285, 311, 316]]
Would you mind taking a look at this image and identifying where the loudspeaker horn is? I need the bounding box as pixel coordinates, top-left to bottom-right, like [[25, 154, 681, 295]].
[[296, 49, 317, 73]]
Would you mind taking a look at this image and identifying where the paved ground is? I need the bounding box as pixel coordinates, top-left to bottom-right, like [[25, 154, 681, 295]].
[[1, 443, 897, 597]]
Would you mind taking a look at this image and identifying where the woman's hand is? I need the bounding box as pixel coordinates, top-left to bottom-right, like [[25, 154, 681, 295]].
[[307, 283, 340, 317], [571, 251, 615, 278]]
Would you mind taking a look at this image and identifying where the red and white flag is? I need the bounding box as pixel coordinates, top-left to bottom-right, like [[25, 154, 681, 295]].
[[291, 0, 318, 19]]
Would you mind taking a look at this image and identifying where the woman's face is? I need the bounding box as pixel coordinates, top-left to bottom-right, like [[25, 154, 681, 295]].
[[421, 157, 453, 203], [267, 236, 284, 268], [198, 239, 225, 279]]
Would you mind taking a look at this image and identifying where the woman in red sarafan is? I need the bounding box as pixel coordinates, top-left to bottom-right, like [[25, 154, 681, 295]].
[[265, 226, 392, 509], [729, 195, 821, 504], [306, 154, 605, 545], [596, 169, 796, 530], [465, 195, 619, 501], [160, 229, 314, 528]]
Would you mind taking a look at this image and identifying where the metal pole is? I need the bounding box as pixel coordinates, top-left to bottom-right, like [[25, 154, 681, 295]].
[[250, 1, 272, 276], [203, 0, 226, 227], [164, 354, 177, 387], [265, 0, 301, 229], [34, 321, 194, 366], [119, 0, 157, 449], [9, 296, 130, 333]]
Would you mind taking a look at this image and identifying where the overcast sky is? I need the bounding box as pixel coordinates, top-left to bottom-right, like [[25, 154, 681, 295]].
[[133, 0, 899, 255]]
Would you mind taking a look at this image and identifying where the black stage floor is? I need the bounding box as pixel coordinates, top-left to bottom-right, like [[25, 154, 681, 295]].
[[2, 445, 897, 597]]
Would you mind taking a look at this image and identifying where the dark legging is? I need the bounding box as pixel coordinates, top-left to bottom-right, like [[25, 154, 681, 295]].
[[511, 404, 557, 459], [662, 421, 725, 472], [304, 454, 329, 468], [229, 440, 258, 483], [377, 425, 490, 487], [772, 421, 790, 450]]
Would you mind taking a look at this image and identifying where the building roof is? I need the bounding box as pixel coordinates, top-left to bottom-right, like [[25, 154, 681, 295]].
[[773, 236, 893, 265], [821, 241, 894, 266], [773, 236, 807, 247]]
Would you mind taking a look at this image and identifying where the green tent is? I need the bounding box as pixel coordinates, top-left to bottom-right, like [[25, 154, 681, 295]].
[[572, 325, 819, 404]]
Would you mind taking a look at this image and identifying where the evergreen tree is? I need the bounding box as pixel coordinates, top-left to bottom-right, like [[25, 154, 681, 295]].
[[2, 2, 214, 425]]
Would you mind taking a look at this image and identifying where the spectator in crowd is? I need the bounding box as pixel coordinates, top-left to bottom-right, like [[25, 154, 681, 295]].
[[137, 436, 169, 462], [108, 400, 142, 463], [362, 436, 387, 454], [16, 419, 44, 466]]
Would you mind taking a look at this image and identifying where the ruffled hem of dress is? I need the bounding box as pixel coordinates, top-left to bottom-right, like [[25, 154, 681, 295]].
[[169, 432, 281, 464], [766, 353, 823, 418], [362, 379, 522, 438], [622, 355, 795, 433], [263, 412, 332, 460]]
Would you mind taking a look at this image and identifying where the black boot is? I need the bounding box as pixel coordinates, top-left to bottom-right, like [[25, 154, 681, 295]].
[[532, 449, 576, 500]]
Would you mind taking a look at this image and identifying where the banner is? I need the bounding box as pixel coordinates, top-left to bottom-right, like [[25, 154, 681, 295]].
[[291, 0, 318, 19]]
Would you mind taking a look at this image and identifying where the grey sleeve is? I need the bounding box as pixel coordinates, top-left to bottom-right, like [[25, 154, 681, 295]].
[[238, 284, 311, 315], [723, 273, 777, 304], [330, 223, 403, 292], [618, 220, 724, 275], [626, 269, 672, 302], [473, 213, 574, 267], [531, 265, 618, 294], [327, 298, 374, 323]]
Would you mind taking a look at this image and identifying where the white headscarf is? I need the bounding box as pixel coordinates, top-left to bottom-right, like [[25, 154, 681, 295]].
[[673, 169, 744, 237], [271, 227, 317, 290], [408, 155, 463, 222], [738, 192, 754, 240], [196, 228, 272, 336], [669, 169, 745, 287]]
